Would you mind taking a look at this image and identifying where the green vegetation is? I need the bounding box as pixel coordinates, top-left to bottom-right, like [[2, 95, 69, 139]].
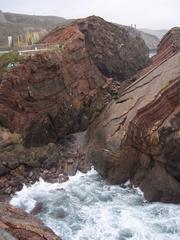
[[0, 51, 22, 81], [59, 43, 64, 49]]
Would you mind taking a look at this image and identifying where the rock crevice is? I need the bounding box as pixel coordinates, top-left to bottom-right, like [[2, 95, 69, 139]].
[[87, 28, 180, 203]]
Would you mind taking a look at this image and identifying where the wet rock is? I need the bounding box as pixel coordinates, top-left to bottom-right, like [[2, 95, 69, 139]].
[[4, 186, 12, 195], [55, 208, 68, 219], [62, 159, 78, 176], [0, 131, 90, 197], [139, 165, 180, 203], [0, 203, 61, 240], [87, 28, 180, 203], [58, 174, 69, 183], [31, 202, 45, 215], [0, 142, 60, 195]]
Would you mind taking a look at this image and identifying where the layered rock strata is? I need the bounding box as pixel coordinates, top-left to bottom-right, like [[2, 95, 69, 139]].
[[136, 27, 180, 79], [0, 16, 148, 147], [87, 28, 180, 203], [41, 16, 149, 81], [0, 203, 61, 240]]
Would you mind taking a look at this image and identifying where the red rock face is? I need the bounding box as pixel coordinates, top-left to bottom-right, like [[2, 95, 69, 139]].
[[157, 27, 180, 54], [135, 27, 180, 79], [0, 16, 148, 146], [0, 203, 61, 240], [0, 28, 106, 146], [42, 16, 149, 81], [87, 27, 180, 203]]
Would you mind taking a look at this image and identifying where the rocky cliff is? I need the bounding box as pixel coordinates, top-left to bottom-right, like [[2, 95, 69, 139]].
[[0, 16, 149, 199], [0, 203, 61, 240], [140, 28, 168, 40], [116, 24, 160, 50], [139, 31, 159, 49], [87, 27, 180, 203], [0, 16, 149, 147]]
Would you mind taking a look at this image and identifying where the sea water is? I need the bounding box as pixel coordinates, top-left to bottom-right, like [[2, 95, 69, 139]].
[[11, 169, 180, 240]]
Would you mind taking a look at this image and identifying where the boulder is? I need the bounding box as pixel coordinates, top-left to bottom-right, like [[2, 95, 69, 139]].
[[0, 16, 148, 147], [87, 27, 180, 203], [42, 16, 149, 81], [0, 203, 61, 240]]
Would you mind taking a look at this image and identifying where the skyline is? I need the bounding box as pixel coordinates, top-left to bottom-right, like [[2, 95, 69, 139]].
[[0, 0, 180, 29]]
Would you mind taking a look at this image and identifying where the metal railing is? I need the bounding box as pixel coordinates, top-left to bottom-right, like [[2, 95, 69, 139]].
[[18, 43, 59, 51], [0, 43, 60, 55]]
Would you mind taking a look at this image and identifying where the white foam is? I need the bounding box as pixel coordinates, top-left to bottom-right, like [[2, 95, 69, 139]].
[[11, 169, 180, 240]]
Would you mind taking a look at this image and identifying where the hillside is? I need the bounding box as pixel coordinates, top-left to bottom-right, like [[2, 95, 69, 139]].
[[139, 31, 159, 49], [140, 28, 168, 39], [117, 24, 160, 50], [0, 10, 160, 50], [0, 10, 72, 47]]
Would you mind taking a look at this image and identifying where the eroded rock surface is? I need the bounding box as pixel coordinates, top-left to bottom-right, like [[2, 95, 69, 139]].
[[0, 16, 148, 147], [0, 203, 61, 240], [136, 27, 180, 79], [42, 16, 149, 81], [0, 16, 148, 198], [0, 130, 90, 198], [87, 28, 180, 203], [0, 50, 106, 147]]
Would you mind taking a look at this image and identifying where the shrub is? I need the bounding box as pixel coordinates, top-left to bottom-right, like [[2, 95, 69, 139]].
[[0, 51, 22, 81]]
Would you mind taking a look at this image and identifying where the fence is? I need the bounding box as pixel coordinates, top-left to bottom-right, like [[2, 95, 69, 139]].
[[0, 43, 60, 55]]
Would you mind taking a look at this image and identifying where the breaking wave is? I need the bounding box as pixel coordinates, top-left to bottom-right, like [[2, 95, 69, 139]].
[[11, 169, 180, 240]]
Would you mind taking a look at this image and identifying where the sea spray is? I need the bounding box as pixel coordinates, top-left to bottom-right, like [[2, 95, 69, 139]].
[[11, 169, 180, 240]]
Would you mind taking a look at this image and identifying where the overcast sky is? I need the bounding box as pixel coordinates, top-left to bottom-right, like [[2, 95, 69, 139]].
[[1, 0, 180, 29]]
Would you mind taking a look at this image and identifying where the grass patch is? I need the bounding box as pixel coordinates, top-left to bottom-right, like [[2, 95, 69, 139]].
[[0, 51, 22, 81]]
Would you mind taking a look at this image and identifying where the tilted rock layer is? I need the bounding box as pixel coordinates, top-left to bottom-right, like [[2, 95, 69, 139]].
[[135, 27, 180, 79], [87, 27, 180, 203], [157, 27, 180, 53], [0, 16, 148, 147], [0, 203, 61, 240]]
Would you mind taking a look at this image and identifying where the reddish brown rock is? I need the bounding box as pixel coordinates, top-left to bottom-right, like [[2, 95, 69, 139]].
[[135, 27, 180, 79], [157, 27, 180, 54], [42, 16, 149, 81], [0, 50, 105, 147], [87, 28, 180, 203], [30, 202, 45, 215], [0, 16, 148, 147], [0, 203, 61, 240]]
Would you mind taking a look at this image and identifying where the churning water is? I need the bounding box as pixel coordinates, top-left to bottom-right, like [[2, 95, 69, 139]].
[[11, 169, 180, 240]]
